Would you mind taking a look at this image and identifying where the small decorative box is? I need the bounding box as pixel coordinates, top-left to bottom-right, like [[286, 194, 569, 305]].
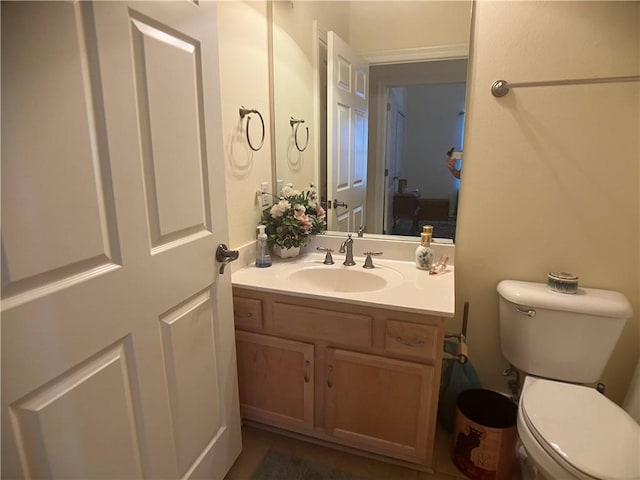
[[547, 272, 579, 294]]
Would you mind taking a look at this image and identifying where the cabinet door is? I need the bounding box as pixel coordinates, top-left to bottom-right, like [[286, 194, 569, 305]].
[[325, 349, 436, 464], [236, 331, 314, 431]]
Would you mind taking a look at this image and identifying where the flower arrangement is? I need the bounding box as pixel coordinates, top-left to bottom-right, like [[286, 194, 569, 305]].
[[261, 183, 326, 249]]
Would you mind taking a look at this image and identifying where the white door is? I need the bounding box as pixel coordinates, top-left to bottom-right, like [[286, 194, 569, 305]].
[[326, 31, 369, 233], [383, 89, 406, 234], [1, 2, 241, 479]]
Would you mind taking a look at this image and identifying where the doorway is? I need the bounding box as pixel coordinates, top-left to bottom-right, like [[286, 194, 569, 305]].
[[366, 58, 468, 237], [383, 82, 466, 239]]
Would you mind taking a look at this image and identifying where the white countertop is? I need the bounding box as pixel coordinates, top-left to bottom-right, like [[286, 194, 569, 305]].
[[231, 252, 455, 317]]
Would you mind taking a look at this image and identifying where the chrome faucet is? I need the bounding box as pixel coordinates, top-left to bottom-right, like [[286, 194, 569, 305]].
[[339, 234, 356, 266], [357, 225, 366, 237]]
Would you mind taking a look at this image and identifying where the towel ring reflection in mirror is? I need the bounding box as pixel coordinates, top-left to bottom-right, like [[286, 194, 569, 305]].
[[290, 117, 309, 152], [239, 106, 265, 151]]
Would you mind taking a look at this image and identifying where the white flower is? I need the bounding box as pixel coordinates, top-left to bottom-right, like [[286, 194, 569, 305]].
[[281, 184, 301, 198], [294, 204, 305, 213], [270, 200, 290, 218], [307, 188, 318, 208]]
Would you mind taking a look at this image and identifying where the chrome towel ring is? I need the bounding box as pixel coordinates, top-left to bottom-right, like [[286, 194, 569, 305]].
[[290, 117, 309, 152], [239, 106, 265, 151]]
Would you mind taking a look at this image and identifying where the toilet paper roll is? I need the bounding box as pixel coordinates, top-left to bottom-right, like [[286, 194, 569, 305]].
[[456, 341, 468, 363]]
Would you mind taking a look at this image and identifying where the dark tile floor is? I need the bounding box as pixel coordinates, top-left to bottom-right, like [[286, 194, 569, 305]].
[[226, 423, 468, 480]]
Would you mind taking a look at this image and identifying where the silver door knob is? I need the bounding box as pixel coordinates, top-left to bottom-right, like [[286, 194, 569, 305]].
[[216, 244, 239, 274]]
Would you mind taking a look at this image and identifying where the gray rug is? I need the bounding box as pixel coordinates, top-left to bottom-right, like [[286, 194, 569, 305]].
[[252, 450, 365, 480]]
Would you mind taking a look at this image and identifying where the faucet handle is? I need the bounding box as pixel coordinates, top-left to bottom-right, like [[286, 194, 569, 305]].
[[316, 246, 335, 265], [362, 251, 383, 269]]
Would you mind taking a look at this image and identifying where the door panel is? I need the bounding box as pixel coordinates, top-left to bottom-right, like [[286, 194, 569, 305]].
[[335, 211, 350, 232], [10, 339, 143, 479], [336, 104, 350, 191], [130, 16, 212, 248], [0, 1, 120, 304], [353, 110, 367, 188], [159, 289, 223, 475], [1, 2, 240, 479]]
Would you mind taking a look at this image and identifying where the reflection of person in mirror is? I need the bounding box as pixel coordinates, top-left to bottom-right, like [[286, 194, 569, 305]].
[[446, 149, 462, 179]]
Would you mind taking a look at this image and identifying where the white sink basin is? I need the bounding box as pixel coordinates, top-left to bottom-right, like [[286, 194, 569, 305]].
[[287, 265, 403, 293], [231, 251, 455, 317]]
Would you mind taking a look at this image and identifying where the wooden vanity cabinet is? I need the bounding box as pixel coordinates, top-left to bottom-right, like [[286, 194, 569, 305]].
[[235, 331, 314, 431], [232, 287, 446, 471], [325, 349, 436, 463]]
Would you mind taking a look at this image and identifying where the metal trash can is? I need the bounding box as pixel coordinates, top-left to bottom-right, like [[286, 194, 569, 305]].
[[452, 389, 518, 480]]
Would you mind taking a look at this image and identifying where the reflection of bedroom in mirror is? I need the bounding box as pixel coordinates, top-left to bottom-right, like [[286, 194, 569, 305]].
[[370, 60, 467, 240], [317, 50, 467, 239]]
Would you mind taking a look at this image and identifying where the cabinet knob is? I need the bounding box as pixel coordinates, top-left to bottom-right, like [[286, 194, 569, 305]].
[[327, 365, 334, 388], [304, 360, 311, 383]]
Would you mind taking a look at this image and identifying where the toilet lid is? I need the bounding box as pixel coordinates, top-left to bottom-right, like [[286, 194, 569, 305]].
[[522, 378, 640, 480]]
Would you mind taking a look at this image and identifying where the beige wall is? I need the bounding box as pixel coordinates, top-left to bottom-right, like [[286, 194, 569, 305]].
[[458, 1, 639, 404], [217, 1, 272, 249], [349, 1, 471, 53]]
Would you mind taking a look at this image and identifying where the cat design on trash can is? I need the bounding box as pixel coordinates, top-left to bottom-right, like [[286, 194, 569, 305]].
[[452, 389, 518, 480], [455, 425, 484, 463]]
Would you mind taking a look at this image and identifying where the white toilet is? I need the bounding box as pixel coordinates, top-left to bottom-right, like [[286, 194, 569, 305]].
[[497, 280, 640, 480]]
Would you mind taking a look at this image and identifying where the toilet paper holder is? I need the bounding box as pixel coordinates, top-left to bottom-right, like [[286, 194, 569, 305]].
[[443, 301, 470, 364]]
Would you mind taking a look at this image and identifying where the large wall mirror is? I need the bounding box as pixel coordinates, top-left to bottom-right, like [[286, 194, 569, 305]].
[[270, 1, 473, 241]]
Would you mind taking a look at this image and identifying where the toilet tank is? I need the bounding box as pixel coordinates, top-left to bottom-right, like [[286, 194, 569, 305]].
[[497, 280, 632, 384]]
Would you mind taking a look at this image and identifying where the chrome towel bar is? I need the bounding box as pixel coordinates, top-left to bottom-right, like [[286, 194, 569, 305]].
[[491, 75, 640, 97]]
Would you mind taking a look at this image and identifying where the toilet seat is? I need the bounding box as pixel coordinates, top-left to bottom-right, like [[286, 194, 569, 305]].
[[521, 378, 640, 480]]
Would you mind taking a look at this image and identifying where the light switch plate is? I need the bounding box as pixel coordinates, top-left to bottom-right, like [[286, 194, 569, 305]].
[[260, 182, 270, 207]]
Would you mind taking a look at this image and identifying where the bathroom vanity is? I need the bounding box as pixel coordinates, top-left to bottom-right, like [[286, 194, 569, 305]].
[[231, 248, 454, 471]]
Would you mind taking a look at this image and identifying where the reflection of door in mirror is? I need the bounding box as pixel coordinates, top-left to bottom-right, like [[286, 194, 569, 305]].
[[326, 31, 369, 232], [383, 88, 406, 234], [319, 33, 327, 215]]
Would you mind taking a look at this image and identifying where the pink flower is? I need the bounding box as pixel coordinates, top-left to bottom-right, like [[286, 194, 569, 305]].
[[294, 210, 312, 231], [315, 205, 326, 221]]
